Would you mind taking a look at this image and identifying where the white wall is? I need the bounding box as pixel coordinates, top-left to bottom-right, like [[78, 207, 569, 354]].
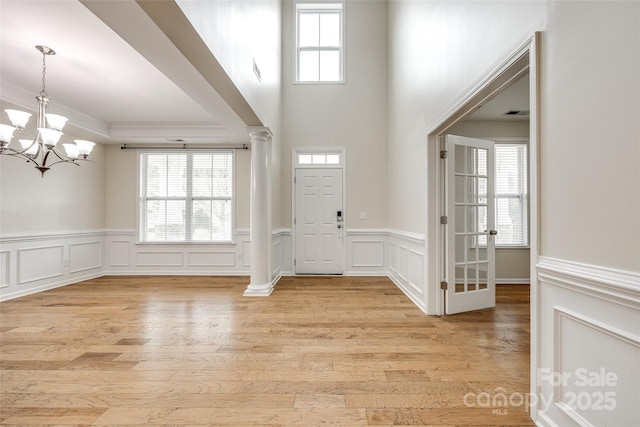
[[176, 0, 284, 229], [388, 1, 547, 234], [540, 1, 640, 272], [281, 0, 388, 228]]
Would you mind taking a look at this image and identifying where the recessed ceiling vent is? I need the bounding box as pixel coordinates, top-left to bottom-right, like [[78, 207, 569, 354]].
[[503, 110, 530, 116]]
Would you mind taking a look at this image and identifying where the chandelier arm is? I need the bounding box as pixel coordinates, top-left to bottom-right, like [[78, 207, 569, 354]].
[[48, 147, 74, 162], [1, 149, 41, 166], [41, 158, 80, 168], [7, 136, 39, 157]]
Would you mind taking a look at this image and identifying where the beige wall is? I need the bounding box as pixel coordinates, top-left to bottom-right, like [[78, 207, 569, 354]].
[[281, 0, 388, 228], [104, 145, 251, 231], [0, 106, 106, 234], [104, 146, 136, 230], [388, 0, 640, 272]]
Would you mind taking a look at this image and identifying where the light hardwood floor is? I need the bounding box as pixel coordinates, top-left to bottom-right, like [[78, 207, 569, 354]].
[[0, 276, 533, 426]]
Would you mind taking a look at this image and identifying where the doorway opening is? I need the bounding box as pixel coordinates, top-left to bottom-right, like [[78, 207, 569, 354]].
[[424, 31, 540, 420]]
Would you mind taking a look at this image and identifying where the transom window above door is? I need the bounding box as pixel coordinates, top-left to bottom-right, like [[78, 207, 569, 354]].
[[294, 149, 345, 168]]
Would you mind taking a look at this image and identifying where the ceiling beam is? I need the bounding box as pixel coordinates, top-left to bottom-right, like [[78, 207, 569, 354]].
[[134, 0, 263, 127]]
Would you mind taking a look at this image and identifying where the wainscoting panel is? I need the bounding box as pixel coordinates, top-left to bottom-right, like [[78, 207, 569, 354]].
[[242, 241, 251, 268], [187, 251, 236, 267], [273, 229, 292, 280], [408, 249, 424, 293], [104, 229, 251, 276], [136, 251, 184, 267], [535, 257, 640, 427], [109, 240, 131, 267], [69, 241, 103, 274], [272, 240, 282, 278], [346, 230, 387, 275], [0, 250, 10, 288], [0, 231, 105, 301], [387, 230, 426, 312], [18, 245, 64, 284]]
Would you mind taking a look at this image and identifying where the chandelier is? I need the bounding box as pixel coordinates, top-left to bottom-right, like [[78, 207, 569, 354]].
[[0, 45, 95, 176]]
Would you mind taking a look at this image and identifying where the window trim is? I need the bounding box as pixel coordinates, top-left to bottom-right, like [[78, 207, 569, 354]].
[[136, 149, 236, 245], [294, 0, 345, 84]]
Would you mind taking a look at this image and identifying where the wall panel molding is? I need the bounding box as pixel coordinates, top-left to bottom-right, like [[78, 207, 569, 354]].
[[387, 230, 426, 313], [1, 232, 104, 301], [0, 250, 10, 288], [69, 241, 103, 274], [18, 245, 64, 284], [535, 256, 640, 427]]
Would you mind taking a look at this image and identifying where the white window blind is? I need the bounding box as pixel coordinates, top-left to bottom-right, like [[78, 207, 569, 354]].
[[296, 2, 344, 82], [139, 151, 233, 242], [495, 144, 528, 246]]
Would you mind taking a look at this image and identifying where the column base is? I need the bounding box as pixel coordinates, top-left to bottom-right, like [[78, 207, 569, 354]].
[[243, 281, 274, 297]]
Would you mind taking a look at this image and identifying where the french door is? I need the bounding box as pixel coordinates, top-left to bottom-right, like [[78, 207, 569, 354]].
[[445, 135, 497, 314]]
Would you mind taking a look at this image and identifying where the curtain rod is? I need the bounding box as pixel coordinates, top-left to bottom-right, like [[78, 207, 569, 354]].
[[120, 144, 248, 150]]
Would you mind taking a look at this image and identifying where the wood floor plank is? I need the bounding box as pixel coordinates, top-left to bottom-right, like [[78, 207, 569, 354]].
[[0, 276, 533, 425]]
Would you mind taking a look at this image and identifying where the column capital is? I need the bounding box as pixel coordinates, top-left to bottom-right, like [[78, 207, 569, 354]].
[[246, 126, 273, 140]]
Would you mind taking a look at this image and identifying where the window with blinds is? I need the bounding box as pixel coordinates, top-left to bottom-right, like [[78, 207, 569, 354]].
[[138, 151, 233, 243], [495, 143, 528, 246]]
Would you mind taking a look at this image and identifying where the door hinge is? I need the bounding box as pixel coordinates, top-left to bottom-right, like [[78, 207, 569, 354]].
[[440, 150, 448, 159], [294, 176, 296, 183], [440, 215, 448, 225], [294, 218, 296, 225], [294, 259, 296, 266], [440, 280, 448, 290]]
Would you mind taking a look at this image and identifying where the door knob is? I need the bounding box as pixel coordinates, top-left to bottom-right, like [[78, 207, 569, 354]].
[[337, 224, 342, 229], [489, 229, 498, 236]]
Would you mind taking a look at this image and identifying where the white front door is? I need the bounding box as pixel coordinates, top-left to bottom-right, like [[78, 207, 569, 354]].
[[445, 135, 496, 314], [294, 168, 344, 274]]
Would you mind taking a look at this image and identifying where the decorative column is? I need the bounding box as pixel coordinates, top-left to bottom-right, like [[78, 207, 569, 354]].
[[244, 127, 273, 296]]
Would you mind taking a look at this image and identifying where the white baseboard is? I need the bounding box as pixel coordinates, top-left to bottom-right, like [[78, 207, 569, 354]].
[[496, 278, 530, 284], [0, 271, 103, 301]]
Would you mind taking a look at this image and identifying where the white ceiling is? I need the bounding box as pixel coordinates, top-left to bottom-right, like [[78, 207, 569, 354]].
[[465, 73, 530, 122], [0, 0, 249, 145]]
